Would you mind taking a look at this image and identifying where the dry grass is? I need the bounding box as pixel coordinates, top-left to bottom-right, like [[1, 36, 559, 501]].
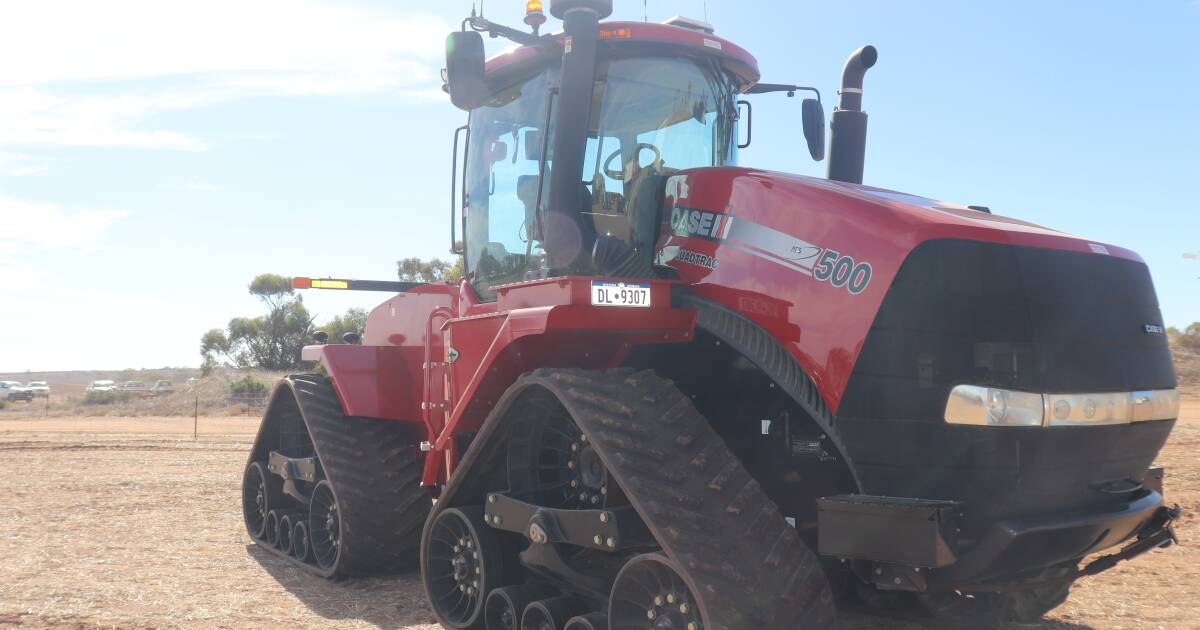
[[0, 404, 1197, 630]]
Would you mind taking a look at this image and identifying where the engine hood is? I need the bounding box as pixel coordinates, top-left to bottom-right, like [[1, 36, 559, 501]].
[[677, 167, 1142, 264]]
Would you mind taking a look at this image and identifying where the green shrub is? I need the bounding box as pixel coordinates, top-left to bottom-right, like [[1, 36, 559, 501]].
[[0, 399, 6, 410], [82, 391, 127, 405], [230, 376, 267, 396]]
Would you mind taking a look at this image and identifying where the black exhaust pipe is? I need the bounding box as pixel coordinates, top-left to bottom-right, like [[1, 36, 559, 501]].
[[827, 45, 878, 185], [544, 0, 612, 271]]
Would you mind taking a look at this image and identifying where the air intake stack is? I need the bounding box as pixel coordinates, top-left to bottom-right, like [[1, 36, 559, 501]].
[[827, 45, 878, 185]]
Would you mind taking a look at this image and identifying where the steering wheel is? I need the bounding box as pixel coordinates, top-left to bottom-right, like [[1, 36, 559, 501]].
[[602, 143, 661, 181]]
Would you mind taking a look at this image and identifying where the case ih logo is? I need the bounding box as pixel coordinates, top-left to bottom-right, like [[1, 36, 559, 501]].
[[666, 205, 874, 295], [670, 208, 734, 241]]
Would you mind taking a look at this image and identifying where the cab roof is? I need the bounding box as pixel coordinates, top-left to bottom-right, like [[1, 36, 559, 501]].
[[483, 20, 760, 91]]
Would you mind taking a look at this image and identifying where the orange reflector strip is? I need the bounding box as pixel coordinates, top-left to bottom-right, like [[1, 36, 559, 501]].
[[292, 277, 312, 289], [598, 27, 633, 39]]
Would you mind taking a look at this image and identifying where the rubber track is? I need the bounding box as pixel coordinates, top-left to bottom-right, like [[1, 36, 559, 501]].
[[248, 375, 430, 577], [429, 368, 836, 630]]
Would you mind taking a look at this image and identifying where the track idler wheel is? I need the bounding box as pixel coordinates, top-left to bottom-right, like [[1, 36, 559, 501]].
[[609, 553, 702, 630], [308, 480, 342, 571], [242, 461, 282, 540], [292, 519, 311, 563], [564, 612, 607, 630], [422, 506, 505, 629], [485, 585, 552, 630], [522, 596, 582, 630]]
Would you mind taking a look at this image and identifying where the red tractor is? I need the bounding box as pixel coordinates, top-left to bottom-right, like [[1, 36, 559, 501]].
[[241, 2, 1181, 628]]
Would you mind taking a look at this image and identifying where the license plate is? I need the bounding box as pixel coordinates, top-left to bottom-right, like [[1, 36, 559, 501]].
[[590, 281, 651, 308]]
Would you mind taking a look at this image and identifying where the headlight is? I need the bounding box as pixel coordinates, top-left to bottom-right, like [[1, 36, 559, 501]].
[[944, 385, 1045, 426], [946, 385, 1179, 427]]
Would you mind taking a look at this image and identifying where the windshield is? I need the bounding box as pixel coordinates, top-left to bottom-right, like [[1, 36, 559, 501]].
[[464, 56, 737, 299]]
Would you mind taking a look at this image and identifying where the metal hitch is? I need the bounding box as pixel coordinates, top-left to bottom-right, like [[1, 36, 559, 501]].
[[1079, 504, 1182, 577]]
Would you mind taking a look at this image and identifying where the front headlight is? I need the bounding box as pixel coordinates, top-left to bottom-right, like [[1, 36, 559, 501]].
[[946, 385, 1179, 427], [944, 385, 1045, 426]]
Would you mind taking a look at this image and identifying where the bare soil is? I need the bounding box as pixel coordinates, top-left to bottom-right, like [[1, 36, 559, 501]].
[[1, 405, 1197, 630]]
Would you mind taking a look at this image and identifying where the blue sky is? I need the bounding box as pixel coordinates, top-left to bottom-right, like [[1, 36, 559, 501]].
[[1, 0, 1197, 372]]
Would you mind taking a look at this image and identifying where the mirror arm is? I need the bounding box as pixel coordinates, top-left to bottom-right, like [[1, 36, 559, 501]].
[[746, 83, 822, 104]]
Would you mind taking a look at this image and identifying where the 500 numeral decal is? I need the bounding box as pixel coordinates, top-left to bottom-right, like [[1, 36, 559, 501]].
[[812, 249, 872, 294]]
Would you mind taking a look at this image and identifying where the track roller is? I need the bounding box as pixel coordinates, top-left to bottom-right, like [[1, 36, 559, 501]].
[[522, 596, 582, 630], [264, 510, 281, 548], [242, 461, 282, 540], [293, 519, 312, 563], [422, 506, 506, 629], [485, 585, 553, 630], [278, 512, 301, 556], [564, 612, 607, 630]]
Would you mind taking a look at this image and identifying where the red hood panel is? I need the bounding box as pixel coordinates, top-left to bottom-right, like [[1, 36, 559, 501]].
[[658, 166, 1147, 412]]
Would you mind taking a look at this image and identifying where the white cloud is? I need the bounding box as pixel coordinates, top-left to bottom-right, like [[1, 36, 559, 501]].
[[0, 152, 52, 176], [0, 193, 128, 252], [0, 1, 450, 151], [184, 180, 224, 192]]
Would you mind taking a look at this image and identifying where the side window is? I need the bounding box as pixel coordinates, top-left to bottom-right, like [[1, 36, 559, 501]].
[[482, 128, 544, 259]]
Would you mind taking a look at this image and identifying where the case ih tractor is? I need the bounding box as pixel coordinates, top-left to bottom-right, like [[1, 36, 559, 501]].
[[241, 2, 1181, 628]]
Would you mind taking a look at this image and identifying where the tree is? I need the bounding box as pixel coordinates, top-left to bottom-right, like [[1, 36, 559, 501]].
[[1178, 322, 1200, 352], [398, 257, 463, 284], [321, 307, 369, 343], [199, 274, 315, 371]]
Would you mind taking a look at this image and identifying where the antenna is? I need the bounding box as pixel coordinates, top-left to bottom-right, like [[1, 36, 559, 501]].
[[644, 0, 648, 21], [704, 0, 708, 21]]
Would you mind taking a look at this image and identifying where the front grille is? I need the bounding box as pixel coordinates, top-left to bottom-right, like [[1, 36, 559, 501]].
[[838, 239, 1176, 423]]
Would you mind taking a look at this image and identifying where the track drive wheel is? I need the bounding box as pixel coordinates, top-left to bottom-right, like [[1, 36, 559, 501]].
[[242, 461, 281, 540], [609, 553, 702, 630], [423, 507, 505, 629]]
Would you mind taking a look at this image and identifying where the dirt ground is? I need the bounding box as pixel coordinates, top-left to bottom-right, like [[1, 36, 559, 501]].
[[1, 405, 1197, 630]]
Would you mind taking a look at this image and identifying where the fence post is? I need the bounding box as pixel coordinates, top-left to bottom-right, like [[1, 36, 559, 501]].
[[194, 396, 199, 440]]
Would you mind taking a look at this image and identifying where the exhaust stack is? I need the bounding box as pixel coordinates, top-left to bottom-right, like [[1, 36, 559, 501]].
[[827, 45, 878, 185]]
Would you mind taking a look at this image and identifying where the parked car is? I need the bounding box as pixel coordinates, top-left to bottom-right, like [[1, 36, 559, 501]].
[[1, 381, 33, 402], [121, 381, 148, 396], [25, 381, 50, 397], [151, 380, 174, 396], [86, 380, 117, 392]]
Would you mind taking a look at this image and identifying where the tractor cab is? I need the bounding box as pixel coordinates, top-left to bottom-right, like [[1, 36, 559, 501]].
[[445, 4, 822, 300], [462, 45, 741, 298]]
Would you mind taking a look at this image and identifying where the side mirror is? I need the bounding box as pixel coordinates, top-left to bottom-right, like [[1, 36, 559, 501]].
[[802, 98, 825, 161], [445, 31, 487, 111]]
